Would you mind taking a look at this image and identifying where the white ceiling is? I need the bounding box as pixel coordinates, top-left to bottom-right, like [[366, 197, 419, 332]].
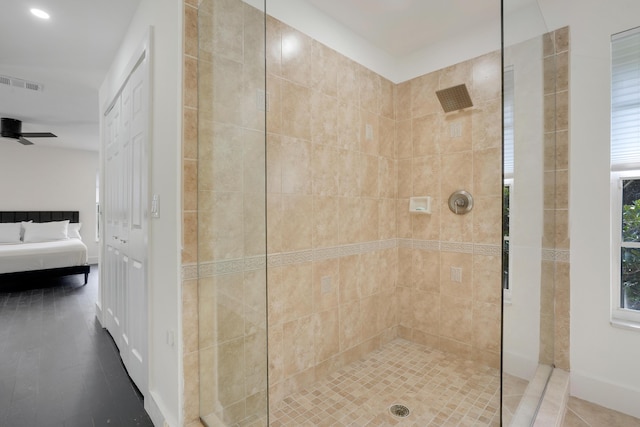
[[0, 0, 535, 152], [306, 0, 501, 57], [0, 0, 140, 151]]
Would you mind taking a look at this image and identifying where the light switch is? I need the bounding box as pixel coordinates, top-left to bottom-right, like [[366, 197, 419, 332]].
[[151, 194, 160, 218]]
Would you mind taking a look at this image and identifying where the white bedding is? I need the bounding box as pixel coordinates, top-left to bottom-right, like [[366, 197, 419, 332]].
[[0, 239, 88, 274]]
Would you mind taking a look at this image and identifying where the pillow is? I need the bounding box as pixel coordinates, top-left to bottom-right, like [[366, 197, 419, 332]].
[[0, 222, 22, 244], [20, 220, 32, 240], [23, 220, 69, 243], [68, 222, 82, 239]]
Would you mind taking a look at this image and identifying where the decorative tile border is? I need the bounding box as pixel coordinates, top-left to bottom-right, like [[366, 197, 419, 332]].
[[441, 242, 474, 254], [542, 248, 570, 263], [182, 238, 504, 278]]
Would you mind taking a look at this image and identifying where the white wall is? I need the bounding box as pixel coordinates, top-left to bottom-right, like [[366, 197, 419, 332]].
[[533, 0, 640, 418], [0, 144, 99, 263], [99, 0, 183, 425]]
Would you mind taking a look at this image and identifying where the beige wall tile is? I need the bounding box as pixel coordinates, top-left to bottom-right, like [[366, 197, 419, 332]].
[[339, 300, 362, 351], [311, 41, 339, 97], [183, 2, 198, 57], [473, 148, 501, 198], [413, 249, 441, 293], [396, 81, 412, 119], [412, 200, 441, 241], [440, 111, 473, 154], [280, 262, 313, 323], [412, 289, 440, 335], [378, 198, 397, 240], [411, 72, 441, 117], [281, 81, 312, 141], [314, 308, 340, 363], [183, 351, 200, 423], [281, 136, 312, 195], [313, 195, 339, 248], [266, 75, 283, 135], [472, 99, 502, 151], [440, 294, 473, 343], [379, 116, 396, 158], [281, 195, 313, 251], [218, 337, 246, 406], [413, 114, 441, 157], [311, 91, 338, 146], [212, 56, 244, 125], [396, 119, 412, 159], [183, 107, 198, 160], [183, 55, 198, 109], [473, 255, 501, 305], [379, 157, 397, 199], [440, 252, 473, 298], [472, 196, 502, 244], [281, 27, 313, 86], [283, 315, 315, 377], [472, 51, 501, 103], [312, 258, 340, 312], [182, 211, 198, 264], [183, 279, 199, 355]]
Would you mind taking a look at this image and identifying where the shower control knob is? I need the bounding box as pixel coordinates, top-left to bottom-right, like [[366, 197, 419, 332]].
[[448, 190, 473, 214]]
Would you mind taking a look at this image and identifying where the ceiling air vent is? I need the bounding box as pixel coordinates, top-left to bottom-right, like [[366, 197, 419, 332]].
[[0, 75, 44, 92]]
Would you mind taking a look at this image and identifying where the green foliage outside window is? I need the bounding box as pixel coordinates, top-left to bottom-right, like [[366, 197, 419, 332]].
[[621, 191, 640, 310]]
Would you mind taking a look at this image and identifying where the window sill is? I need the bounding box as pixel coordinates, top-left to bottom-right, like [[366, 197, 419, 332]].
[[610, 318, 640, 332]]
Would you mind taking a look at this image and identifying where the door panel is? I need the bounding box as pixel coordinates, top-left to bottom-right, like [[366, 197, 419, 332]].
[[101, 51, 149, 395]]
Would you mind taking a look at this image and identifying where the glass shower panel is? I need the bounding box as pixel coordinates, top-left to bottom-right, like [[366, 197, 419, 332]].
[[197, 0, 268, 426], [502, 0, 559, 424]]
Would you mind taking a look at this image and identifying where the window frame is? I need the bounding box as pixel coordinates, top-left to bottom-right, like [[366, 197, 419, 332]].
[[503, 178, 513, 304], [610, 26, 640, 328], [611, 171, 640, 327]]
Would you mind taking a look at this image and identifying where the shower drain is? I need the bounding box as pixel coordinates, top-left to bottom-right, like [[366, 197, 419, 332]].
[[389, 404, 411, 418]]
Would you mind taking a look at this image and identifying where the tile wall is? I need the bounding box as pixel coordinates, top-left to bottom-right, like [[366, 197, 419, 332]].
[[182, 0, 201, 425], [539, 26, 570, 370], [194, 0, 269, 425], [394, 52, 503, 369], [182, 0, 506, 423], [265, 15, 400, 409]]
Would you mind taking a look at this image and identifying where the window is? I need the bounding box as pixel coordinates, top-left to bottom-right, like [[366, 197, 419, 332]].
[[611, 27, 640, 325], [503, 66, 514, 302]]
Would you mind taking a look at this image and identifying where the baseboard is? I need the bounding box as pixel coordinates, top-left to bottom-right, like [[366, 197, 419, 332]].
[[95, 301, 104, 327], [570, 370, 640, 419], [88, 256, 99, 265], [147, 390, 176, 427]]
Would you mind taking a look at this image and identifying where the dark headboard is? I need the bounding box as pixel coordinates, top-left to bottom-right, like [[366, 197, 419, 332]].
[[0, 211, 80, 223]]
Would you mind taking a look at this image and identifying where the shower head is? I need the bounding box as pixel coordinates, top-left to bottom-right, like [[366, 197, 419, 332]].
[[436, 84, 473, 113]]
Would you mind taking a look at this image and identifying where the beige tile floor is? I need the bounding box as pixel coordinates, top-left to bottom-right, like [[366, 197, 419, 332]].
[[562, 397, 640, 427], [269, 338, 501, 426], [501, 374, 529, 425]]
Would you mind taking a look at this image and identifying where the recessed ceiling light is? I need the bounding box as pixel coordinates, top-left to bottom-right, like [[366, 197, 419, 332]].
[[30, 8, 50, 20]]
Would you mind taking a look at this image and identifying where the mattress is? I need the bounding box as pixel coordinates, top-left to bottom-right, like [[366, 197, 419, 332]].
[[0, 239, 88, 274]]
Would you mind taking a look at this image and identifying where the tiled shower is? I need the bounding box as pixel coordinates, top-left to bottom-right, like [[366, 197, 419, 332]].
[[180, 0, 567, 426]]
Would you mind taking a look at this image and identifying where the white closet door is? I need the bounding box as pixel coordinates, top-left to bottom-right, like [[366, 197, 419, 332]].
[[122, 56, 149, 392], [102, 50, 149, 395], [104, 98, 123, 344]]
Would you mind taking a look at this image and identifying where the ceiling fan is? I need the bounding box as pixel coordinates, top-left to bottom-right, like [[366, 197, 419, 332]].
[[1, 117, 57, 145]]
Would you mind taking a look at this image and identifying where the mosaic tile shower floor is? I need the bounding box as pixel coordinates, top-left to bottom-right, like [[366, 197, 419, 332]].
[[269, 339, 501, 426]]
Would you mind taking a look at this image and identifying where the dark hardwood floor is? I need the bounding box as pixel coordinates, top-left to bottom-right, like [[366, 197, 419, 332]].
[[0, 267, 154, 427]]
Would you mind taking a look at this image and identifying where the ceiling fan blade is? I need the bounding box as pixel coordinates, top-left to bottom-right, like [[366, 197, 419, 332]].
[[21, 132, 57, 138], [18, 137, 34, 145]]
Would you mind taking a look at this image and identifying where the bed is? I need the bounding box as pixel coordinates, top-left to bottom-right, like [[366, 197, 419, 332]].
[[0, 211, 90, 284]]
